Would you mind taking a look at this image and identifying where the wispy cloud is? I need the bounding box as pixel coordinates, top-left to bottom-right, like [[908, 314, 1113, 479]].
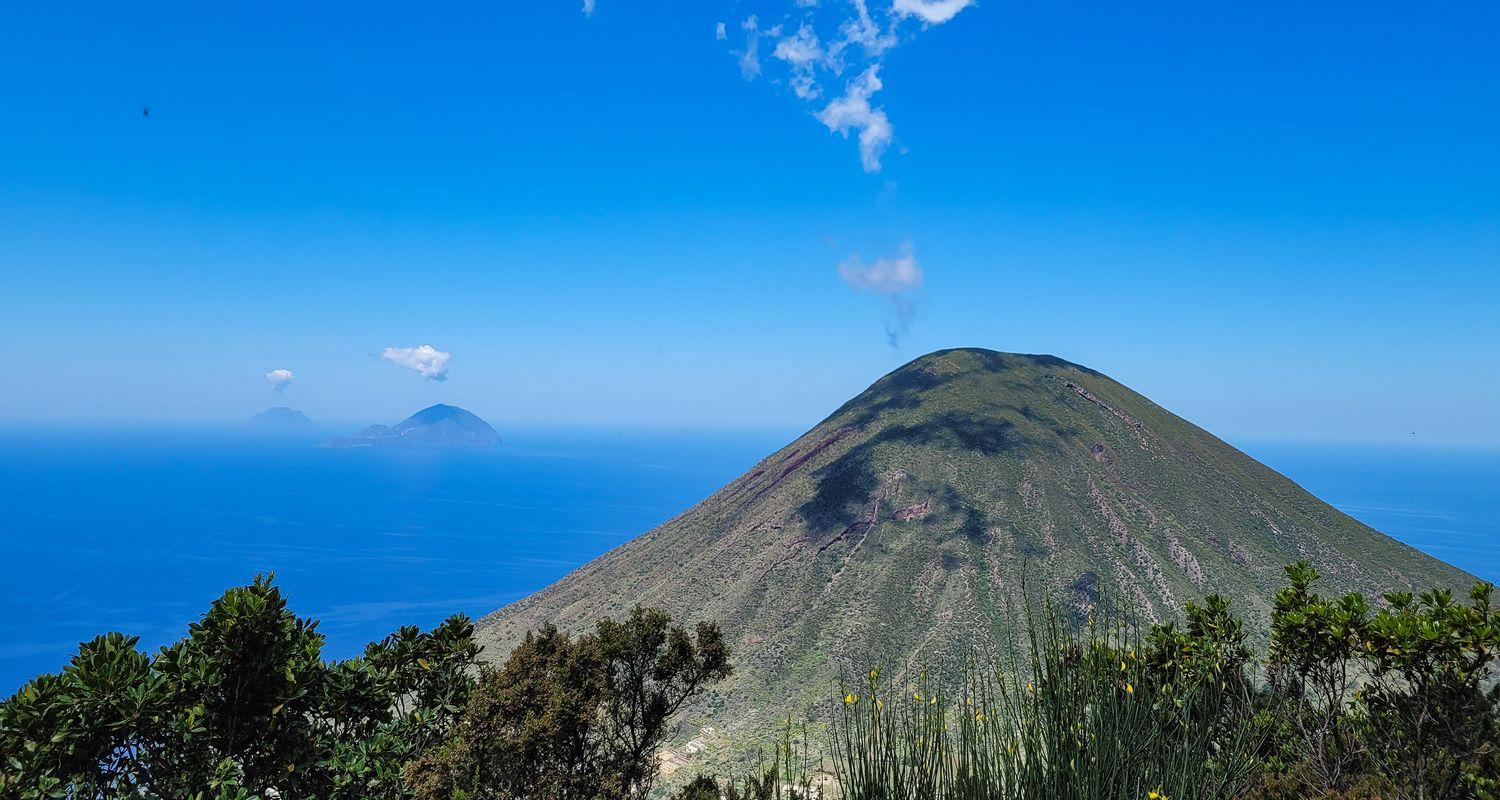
[[838, 240, 925, 346], [817, 66, 892, 172], [893, 0, 975, 24], [581, 0, 596, 17], [265, 368, 294, 393], [773, 24, 827, 99], [737, 15, 782, 80], [833, 0, 898, 59], [380, 345, 451, 382], [838, 240, 923, 295], [725, 0, 975, 172]]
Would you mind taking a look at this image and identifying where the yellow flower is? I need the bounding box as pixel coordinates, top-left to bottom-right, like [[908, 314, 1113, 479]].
[[1120, 660, 1127, 672], [914, 691, 923, 701], [844, 693, 858, 705], [1126, 683, 1135, 695], [1148, 788, 1167, 800]]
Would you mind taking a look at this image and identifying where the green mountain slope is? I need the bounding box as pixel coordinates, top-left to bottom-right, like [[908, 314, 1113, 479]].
[[475, 348, 1469, 755]]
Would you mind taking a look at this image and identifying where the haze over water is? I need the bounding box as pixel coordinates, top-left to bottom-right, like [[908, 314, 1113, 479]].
[[1, 428, 1495, 692]]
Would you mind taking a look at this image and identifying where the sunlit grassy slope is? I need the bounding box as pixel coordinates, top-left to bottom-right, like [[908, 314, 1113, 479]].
[[475, 348, 1469, 754]]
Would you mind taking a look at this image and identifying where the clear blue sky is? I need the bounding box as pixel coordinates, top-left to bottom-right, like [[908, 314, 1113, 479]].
[[2, 1, 1496, 444]]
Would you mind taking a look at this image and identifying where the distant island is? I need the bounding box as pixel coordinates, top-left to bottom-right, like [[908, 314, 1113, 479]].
[[323, 403, 501, 448], [243, 407, 316, 431]]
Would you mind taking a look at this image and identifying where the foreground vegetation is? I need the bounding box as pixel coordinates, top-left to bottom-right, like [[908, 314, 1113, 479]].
[[3, 564, 1496, 799], [810, 565, 1499, 800], [0, 579, 728, 800]]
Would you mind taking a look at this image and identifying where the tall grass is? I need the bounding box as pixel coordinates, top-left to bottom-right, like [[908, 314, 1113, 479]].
[[829, 598, 1261, 800]]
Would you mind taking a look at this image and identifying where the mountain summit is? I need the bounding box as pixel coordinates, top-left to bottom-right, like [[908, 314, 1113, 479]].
[[476, 348, 1467, 746], [324, 404, 501, 448]]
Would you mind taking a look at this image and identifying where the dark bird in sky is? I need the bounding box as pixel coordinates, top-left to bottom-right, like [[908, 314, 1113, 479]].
[[142, 106, 150, 118]]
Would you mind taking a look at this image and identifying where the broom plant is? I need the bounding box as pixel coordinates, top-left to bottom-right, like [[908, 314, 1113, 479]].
[[831, 592, 1261, 800]]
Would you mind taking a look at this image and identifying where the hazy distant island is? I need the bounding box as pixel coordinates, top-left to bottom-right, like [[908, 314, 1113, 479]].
[[323, 403, 501, 448], [242, 406, 316, 431]]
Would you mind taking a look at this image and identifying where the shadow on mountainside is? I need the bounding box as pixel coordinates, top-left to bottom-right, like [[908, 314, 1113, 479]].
[[798, 412, 1018, 535]]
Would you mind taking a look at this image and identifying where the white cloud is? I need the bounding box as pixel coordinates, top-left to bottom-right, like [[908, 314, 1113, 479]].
[[773, 24, 825, 99], [715, 21, 727, 40], [738, 20, 760, 78], [265, 368, 294, 393], [719, 0, 977, 171], [893, 0, 975, 24], [738, 16, 767, 80], [380, 345, 451, 382], [837, 241, 926, 347], [837, 240, 923, 295], [817, 66, 893, 173], [835, 0, 898, 58], [581, 0, 595, 17]]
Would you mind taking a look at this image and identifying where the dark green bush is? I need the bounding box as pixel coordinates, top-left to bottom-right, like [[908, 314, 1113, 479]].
[[403, 606, 732, 800], [0, 576, 479, 800], [1268, 562, 1499, 800]]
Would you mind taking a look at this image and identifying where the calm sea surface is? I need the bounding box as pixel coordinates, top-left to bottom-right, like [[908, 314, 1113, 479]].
[[1, 428, 1495, 692]]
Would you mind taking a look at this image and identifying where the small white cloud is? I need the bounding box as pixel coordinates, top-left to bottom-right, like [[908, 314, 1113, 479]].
[[380, 345, 451, 382], [581, 0, 595, 16], [835, 0, 897, 58], [266, 368, 294, 393], [715, 21, 727, 40], [774, 24, 825, 99], [837, 241, 923, 295], [838, 241, 926, 348], [738, 16, 764, 79], [892, 0, 975, 24], [817, 66, 894, 172]]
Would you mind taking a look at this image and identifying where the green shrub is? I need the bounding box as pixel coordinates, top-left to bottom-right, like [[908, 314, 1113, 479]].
[[1267, 561, 1373, 791], [1269, 562, 1500, 800], [0, 575, 478, 800], [403, 606, 732, 800]]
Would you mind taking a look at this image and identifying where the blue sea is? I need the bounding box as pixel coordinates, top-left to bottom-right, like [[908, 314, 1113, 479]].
[[1, 429, 1496, 693]]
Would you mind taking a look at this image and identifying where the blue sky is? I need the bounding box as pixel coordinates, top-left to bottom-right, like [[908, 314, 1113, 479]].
[[2, 1, 1497, 444]]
